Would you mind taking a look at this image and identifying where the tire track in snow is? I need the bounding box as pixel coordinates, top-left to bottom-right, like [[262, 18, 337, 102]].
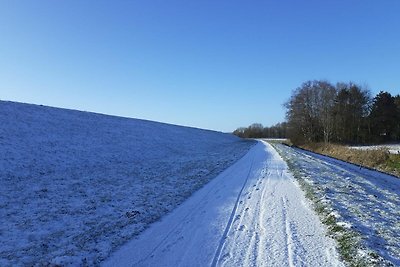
[[256, 170, 268, 264], [214, 141, 343, 267], [282, 196, 295, 267], [130, 150, 254, 266], [210, 153, 256, 267]]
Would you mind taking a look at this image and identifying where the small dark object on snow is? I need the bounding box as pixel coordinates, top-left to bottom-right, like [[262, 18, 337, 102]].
[[126, 210, 141, 218]]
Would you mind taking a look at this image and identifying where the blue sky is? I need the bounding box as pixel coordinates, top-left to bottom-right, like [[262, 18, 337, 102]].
[[1, 1, 400, 132]]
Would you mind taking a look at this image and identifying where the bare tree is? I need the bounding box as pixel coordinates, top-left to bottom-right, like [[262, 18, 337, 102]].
[[284, 80, 336, 144]]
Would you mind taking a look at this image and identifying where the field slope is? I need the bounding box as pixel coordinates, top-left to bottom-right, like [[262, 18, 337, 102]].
[[0, 101, 253, 266]]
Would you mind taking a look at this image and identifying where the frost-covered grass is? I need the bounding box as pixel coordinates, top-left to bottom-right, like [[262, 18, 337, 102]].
[[272, 143, 400, 267], [0, 101, 255, 266], [350, 144, 400, 155]]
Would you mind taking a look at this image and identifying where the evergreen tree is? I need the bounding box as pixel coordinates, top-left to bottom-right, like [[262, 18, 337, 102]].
[[395, 95, 400, 140], [369, 91, 399, 142], [332, 83, 371, 144]]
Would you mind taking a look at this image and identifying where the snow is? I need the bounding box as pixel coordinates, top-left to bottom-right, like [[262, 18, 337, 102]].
[[0, 101, 254, 266], [104, 141, 343, 267], [273, 143, 400, 266], [350, 144, 400, 154], [263, 138, 288, 142]]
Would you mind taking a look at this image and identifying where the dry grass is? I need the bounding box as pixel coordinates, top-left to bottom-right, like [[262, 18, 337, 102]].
[[385, 154, 400, 177], [300, 143, 400, 177]]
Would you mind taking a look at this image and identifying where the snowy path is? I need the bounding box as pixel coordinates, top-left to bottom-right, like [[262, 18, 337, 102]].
[[103, 141, 343, 267]]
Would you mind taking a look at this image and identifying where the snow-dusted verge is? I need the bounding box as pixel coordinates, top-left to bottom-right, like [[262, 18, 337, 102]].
[[273, 143, 400, 266], [0, 101, 254, 266], [263, 138, 288, 142], [350, 144, 400, 154]]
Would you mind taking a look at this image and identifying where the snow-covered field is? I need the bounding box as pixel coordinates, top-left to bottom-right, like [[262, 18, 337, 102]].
[[273, 143, 400, 266], [0, 101, 254, 266], [350, 144, 400, 154], [104, 141, 343, 267]]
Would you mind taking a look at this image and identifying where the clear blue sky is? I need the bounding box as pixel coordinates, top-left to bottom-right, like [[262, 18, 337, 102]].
[[1, 1, 400, 132]]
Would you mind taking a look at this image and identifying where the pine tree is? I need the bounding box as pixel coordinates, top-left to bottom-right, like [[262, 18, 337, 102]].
[[369, 91, 399, 142]]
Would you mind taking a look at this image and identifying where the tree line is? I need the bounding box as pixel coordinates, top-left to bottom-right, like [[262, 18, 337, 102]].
[[233, 80, 400, 145], [284, 80, 400, 145], [233, 122, 288, 139]]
